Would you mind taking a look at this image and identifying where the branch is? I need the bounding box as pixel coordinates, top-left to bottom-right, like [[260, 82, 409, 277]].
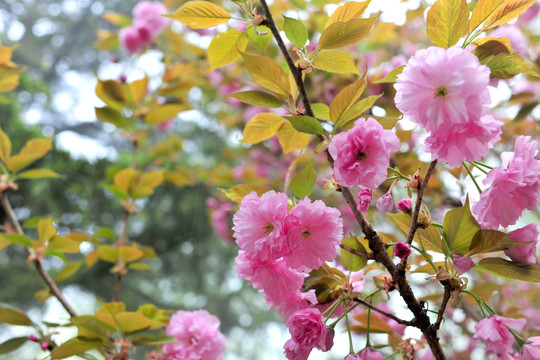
[[339, 244, 375, 260], [353, 297, 413, 326], [1, 191, 77, 318], [432, 280, 452, 331]]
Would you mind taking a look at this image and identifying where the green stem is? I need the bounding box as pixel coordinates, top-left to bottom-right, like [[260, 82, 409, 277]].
[[463, 161, 482, 194], [345, 302, 354, 354], [323, 297, 346, 321], [468, 161, 489, 175], [411, 244, 438, 273], [472, 161, 493, 170]]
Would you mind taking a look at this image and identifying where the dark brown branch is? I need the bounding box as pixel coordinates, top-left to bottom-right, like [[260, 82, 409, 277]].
[[259, 2, 446, 358], [353, 297, 413, 326], [1, 192, 77, 318], [340, 244, 375, 260], [433, 280, 452, 331]]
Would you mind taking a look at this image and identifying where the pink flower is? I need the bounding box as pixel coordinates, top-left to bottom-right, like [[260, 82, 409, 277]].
[[163, 310, 226, 360], [276, 290, 318, 322], [395, 46, 491, 134], [357, 188, 372, 212], [394, 242, 411, 259], [284, 338, 312, 360], [397, 198, 412, 213], [505, 224, 539, 263], [423, 114, 503, 167], [285, 197, 343, 271], [472, 136, 540, 228], [232, 191, 290, 263], [452, 254, 475, 275], [376, 193, 394, 212], [133, 1, 169, 36], [119, 26, 147, 54], [473, 315, 526, 359], [355, 348, 384, 360], [328, 117, 400, 189], [286, 308, 327, 350], [522, 336, 540, 360]]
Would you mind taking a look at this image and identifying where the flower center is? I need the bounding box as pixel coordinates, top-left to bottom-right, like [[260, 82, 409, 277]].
[[263, 223, 274, 234], [357, 151, 367, 161], [434, 86, 448, 98], [302, 228, 311, 237]]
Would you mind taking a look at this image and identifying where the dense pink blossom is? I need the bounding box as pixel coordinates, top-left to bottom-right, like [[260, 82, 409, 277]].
[[395, 46, 490, 134], [119, 26, 149, 54], [452, 254, 475, 275], [505, 224, 539, 263], [472, 136, 540, 228], [286, 308, 328, 349], [355, 348, 384, 360], [473, 315, 526, 359], [522, 337, 540, 360], [133, 1, 169, 36], [232, 191, 290, 262], [276, 290, 317, 322], [162, 310, 226, 360], [357, 188, 372, 212], [394, 242, 411, 259], [423, 114, 502, 167], [285, 197, 343, 271], [376, 193, 394, 213], [284, 338, 312, 360], [397, 198, 412, 213], [328, 117, 400, 189]]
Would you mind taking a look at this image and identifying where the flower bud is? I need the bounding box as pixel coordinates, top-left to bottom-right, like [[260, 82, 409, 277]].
[[408, 168, 421, 190], [376, 193, 394, 212], [357, 188, 372, 212], [394, 242, 411, 259], [436, 266, 451, 281], [41, 342, 49, 350], [298, 58, 311, 69], [29, 335, 39, 342], [397, 198, 412, 213]]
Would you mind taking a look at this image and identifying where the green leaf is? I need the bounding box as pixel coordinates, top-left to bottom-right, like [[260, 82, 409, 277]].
[[0, 127, 12, 163], [283, 16, 309, 48], [227, 91, 282, 108], [476, 258, 540, 282], [373, 65, 405, 84], [0, 234, 31, 247], [426, 0, 469, 48], [128, 262, 153, 271], [246, 25, 272, 54], [241, 113, 284, 143], [72, 316, 108, 341], [0, 307, 33, 326], [336, 94, 383, 130], [50, 338, 101, 359], [38, 217, 57, 243], [443, 198, 480, 255], [55, 261, 83, 282], [470, 0, 537, 33], [371, 115, 401, 130], [207, 29, 248, 72], [242, 53, 290, 97], [482, 52, 540, 79], [165, 1, 231, 29], [312, 50, 359, 74], [132, 334, 176, 346], [290, 161, 317, 199], [0, 337, 28, 355], [311, 103, 330, 121], [341, 236, 367, 271], [330, 74, 366, 124], [388, 213, 444, 253], [218, 184, 272, 203], [144, 104, 189, 125], [17, 169, 61, 179], [277, 121, 310, 153], [468, 229, 520, 255], [115, 312, 153, 334], [97, 245, 119, 263], [319, 17, 376, 50], [95, 106, 127, 128], [325, 0, 371, 29], [285, 116, 324, 135], [472, 37, 513, 61]]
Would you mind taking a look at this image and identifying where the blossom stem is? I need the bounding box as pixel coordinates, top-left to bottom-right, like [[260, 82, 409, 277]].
[[471, 161, 493, 170], [323, 297, 347, 321], [344, 301, 354, 353], [462, 161, 483, 194], [468, 161, 489, 174]]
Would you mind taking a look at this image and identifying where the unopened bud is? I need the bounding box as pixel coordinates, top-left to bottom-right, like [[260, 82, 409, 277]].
[[298, 58, 311, 69], [408, 168, 421, 190], [436, 266, 451, 281], [394, 242, 411, 259], [41, 342, 49, 350], [397, 198, 412, 213], [29, 335, 39, 342]]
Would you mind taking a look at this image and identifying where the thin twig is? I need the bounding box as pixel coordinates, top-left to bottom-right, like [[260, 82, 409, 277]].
[[432, 280, 452, 331], [1, 191, 77, 318], [112, 209, 131, 302], [353, 297, 414, 326], [340, 244, 375, 260]]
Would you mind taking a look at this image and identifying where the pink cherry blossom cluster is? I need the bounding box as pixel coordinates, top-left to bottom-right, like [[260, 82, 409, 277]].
[[160, 310, 226, 360], [206, 197, 235, 242], [119, 1, 170, 55], [394, 46, 503, 167], [232, 190, 343, 358]]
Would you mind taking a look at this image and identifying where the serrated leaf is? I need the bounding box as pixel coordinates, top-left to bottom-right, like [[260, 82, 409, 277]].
[[243, 53, 290, 97], [165, 1, 231, 29], [325, 0, 371, 29], [95, 302, 125, 329], [227, 91, 282, 108], [443, 198, 480, 255], [144, 104, 188, 125], [218, 184, 272, 203], [0, 127, 12, 163], [374, 65, 405, 84], [290, 161, 317, 198], [482, 52, 540, 79], [330, 74, 366, 124], [311, 103, 330, 121], [38, 218, 57, 244], [137, 304, 169, 329], [473, 36, 513, 61], [285, 116, 324, 135], [6, 138, 53, 173], [283, 16, 308, 48], [427, 0, 469, 48], [0, 337, 28, 355], [341, 236, 367, 271], [48, 236, 81, 253], [277, 121, 310, 153], [319, 17, 376, 50], [114, 168, 138, 195], [72, 316, 108, 341], [0, 307, 33, 326], [95, 106, 128, 128], [115, 312, 153, 334], [208, 29, 248, 71], [336, 94, 383, 130], [468, 229, 519, 256], [246, 25, 272, 54], [476, 258, 540, 282], [241, 113, 284, 143], [97, 245, 119, 263], [312, 50, 359, 74], [55, 261, 82, 282], [120, 244, 144, 263], [50, 338, 101, 359], [469, 0, 537, 33]]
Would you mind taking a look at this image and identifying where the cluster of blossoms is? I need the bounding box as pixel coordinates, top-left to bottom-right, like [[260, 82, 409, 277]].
[[394, 46, 503, 167], [233, 190, 343, 358], [160, 310, 226, 360], [119, 1, 169, 54]]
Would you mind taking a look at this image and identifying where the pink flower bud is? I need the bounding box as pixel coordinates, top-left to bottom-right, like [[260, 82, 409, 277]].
[[322, 327, 334, 352], [397, 198, 412, 213], [357, 189, 372, 212], [394, 242, 411, 259], [41, 342, 49, 350], [376, 193, 394, 213], [29, 335, 39, 342]]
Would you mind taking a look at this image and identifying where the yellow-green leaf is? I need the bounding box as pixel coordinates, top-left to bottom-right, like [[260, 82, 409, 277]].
[[50, 338, 101, 359], [166, 1, 231, 29], [352, 312, 395, 334], [164, 168, 196, 187], [473, 36, 513, 61], [97, 245, 119, 263], [17, 169, 61, 179], [426, 0, 469, 48], [227, 91, 282, 108], [0, 67, 24, 92], [0, 337, 28, 355], [208, 29, 248, 72], [241, 113, 284, 144], [0, 127, 11, 163], [246, 25, 272, 54], [128, 76, 149, 103], [243, 53, 290, 97], [330, 75, 366, 124], [325, 0, 371, 29], [144, 104, 188, 125], [114, 168, 138, 195], [218, 184, 272, 203], [341, 236, 367, 271], [290, 160, 317, 198], [482, 52, 540, 79], [283, 16, 308, 49], [120, 244, 144, 263], [470, 0, 537, 33], [476, 257, 540, 282], [373, 65, 405, 84], [468, 229, 519, 255], [311, 103, 330, 121], [443, 198, 480, 255], [285, 116, 324, 135], [95, 302, 125, 329], [278, 121, 310, 153], [95, 106, 128, 128], [115, 312, 152, 334], [0, 307, 34, 326], [319, 17, 376, 50], [6, 137, 53, 173], [312, 50, 359, 74], [48, 235, 81, 253], [55, 261, 82, 282], [336, 94, 383, 130], [38, 218, 57, 244]]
